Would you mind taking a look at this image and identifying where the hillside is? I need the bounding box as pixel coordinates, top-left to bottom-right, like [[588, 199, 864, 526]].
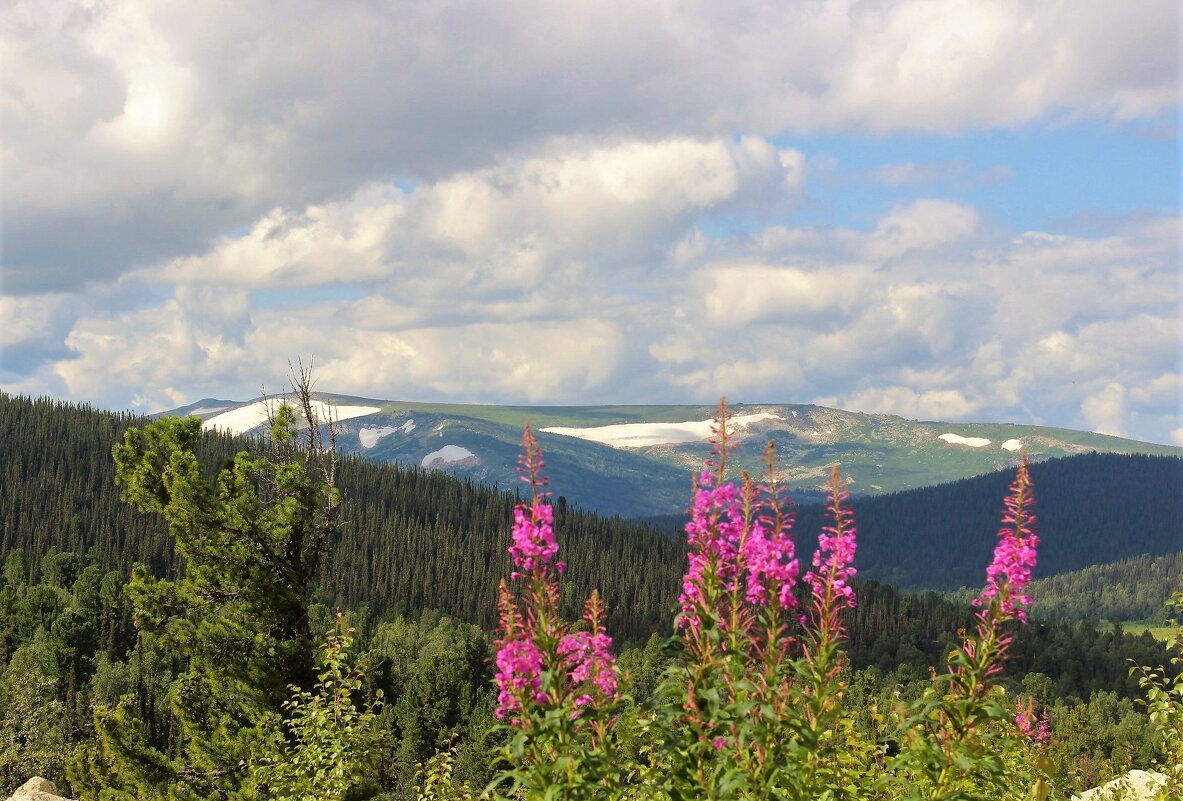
[[166, 393, 1183, 518], [947, 553, 1183, 624], [1, 391, 1176, 701], [791, 452, 1183, 591], [0, 392, 681, 642], [6, 393, 1181, 615]]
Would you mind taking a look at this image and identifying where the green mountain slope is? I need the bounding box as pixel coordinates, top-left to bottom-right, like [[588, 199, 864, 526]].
[[4, 392, 1180, 642], [947, 552, 1183, 624], [790, 452, 1183, 592], [168, 394, 1183, 518], [3, 392, 1176, 720]]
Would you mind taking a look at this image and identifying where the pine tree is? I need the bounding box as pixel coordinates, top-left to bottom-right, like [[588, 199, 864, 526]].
[[70, 376, 341, 801]]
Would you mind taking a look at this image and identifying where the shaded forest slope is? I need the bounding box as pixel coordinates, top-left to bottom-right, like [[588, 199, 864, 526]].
[[3, 393, 1180, 641]]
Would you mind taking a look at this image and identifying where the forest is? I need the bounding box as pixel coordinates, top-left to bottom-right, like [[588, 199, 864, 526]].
[[0, 390, 1180, 799]]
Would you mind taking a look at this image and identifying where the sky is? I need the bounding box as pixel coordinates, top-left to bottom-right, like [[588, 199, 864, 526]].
[[1, 0, 1180, 445]]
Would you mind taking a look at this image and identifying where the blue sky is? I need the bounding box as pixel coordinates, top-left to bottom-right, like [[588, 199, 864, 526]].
[[789, 122, 1179, 232], [1, 0, 1180, 445]]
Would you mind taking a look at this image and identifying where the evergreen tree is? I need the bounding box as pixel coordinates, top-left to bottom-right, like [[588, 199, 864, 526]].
[[71, 380, 341, 801]]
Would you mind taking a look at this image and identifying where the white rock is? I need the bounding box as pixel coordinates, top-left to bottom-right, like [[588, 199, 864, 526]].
[[1072, 770, 1169, 801], [6, 776, 71, 801]]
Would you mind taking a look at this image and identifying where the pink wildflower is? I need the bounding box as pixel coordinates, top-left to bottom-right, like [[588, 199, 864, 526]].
[[559, 631, 618, 697], [494, 637, 544, 719], [1014, 696, 1052, 744], [976, 454, 1038, 623], [805, 467, 858, 610], [740, 518, 799, 610], [559, 591, 619, 702], [508, 501, 559, 576], [1015, 696, 1035, 738], [679, 412, 802, 635], [1036, 708, 1051, 744], [679, 471, 746, 629]]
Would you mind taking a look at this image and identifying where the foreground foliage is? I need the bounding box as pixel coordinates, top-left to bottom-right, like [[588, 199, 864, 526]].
[[489, 402, 1052, 799]]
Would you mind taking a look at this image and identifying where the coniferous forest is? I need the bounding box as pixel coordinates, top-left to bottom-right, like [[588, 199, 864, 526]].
[[0, 390, 1180, 798]]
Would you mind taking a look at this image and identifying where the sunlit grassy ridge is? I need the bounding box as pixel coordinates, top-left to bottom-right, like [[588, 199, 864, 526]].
[[169, 393, 1182, 519]]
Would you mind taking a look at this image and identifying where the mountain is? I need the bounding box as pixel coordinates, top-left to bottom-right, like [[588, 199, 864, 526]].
[[789, 452, 1183, 592], [3, 392, 1179, 632], [166, 393, 1183, 519]]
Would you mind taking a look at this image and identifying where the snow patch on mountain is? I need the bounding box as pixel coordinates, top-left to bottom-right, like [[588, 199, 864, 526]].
[[204, 400, 381, 435], [422, 445, 477, 469], [1001, 439, 1022, 451], [938, 433, 991, 448], [359, 426, 398, 448], [359, 419, 415, 448], [189, 405, 229, 416], [541, 412, 783, 449]]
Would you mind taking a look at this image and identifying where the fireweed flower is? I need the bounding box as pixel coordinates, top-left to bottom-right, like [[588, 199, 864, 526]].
[[740, 517, 799, 610], [1036, 709, 1051, 744], [558, 591, 619, 709], [494, 637, 545, 719], [508, 501, 559, 577], [679, 470, 801, 629], [1014, 696, 1052, 745], [679, 471, 745, 629], [976, 453, 1038, 623], [494, 425, 619, 726], [805, 467, 858, 614]]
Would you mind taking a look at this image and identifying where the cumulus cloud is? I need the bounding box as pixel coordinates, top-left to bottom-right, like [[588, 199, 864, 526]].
[[865, 199, 981, 259], [138, 136, 798, 298], [1081, 382, 1129, 437], [7, 184, 1179, 443], [870, 160, 1013, 188], [818, 387, 982, 421], [4, 0, 1177, 292], [1, 1, 1179, 446]]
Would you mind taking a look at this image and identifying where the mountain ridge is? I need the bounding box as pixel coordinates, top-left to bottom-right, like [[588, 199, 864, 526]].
[[162, 392, 1183, 518]]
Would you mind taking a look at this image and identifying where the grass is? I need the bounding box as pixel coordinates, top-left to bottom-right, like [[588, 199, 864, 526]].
[[1119, 622, 1180, 643]]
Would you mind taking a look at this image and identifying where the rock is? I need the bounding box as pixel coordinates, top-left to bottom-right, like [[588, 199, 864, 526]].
[[1073, 770, 1170, 801], [5, 776, 72, 801]]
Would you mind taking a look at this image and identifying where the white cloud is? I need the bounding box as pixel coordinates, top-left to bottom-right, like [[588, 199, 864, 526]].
[[819, 387, 982, 421], [4, 0, 1176, 292], [872, 161, 966, 186], [9, 198, 1178, 444], [866, 199, 981, 259], [1081, 382, 1129, 437], [869, 160, 1012, 188], [699, 263, 867, 327], [0, 294, 69, 347], [1130, 373, 1180, 408], [139, 136, 796, 296]]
